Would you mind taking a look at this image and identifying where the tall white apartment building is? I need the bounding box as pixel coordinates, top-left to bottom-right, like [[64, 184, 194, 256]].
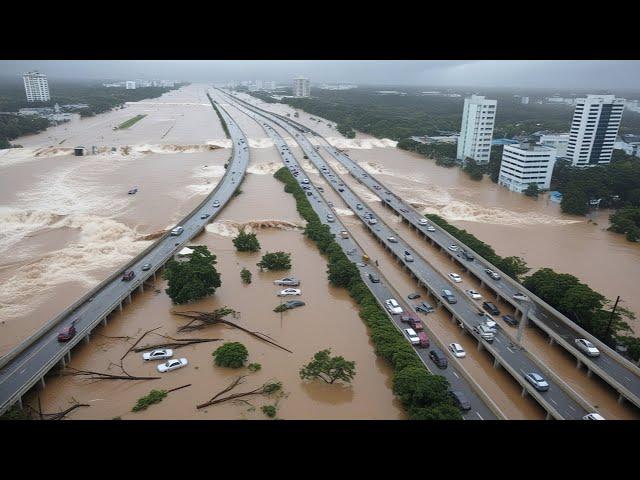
[[125, 81, 136, 90], [456, 94, 497, 164], [23, 71, 50, 102], [521, 96, 530, 105], [293, 76, 310, 97], [565, 95, 625, 167], [498, 143, 557, 193]]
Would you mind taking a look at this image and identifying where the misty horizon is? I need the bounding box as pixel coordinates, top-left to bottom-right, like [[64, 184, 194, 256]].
[[0, 60, 639, 91]]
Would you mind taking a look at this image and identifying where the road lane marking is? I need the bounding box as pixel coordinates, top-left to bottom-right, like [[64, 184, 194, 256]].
[[452, 371, 459, 379], [476, 412, 483, 420], [550, 399, 558, 405]]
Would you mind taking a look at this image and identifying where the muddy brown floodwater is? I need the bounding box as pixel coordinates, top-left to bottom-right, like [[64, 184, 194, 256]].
[[237, 92, 640, 337], [0, 85, 232, 354], [26, 144, 404, 419]]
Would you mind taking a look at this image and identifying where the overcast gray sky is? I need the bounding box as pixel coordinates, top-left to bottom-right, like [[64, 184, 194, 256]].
[[1, 60, 639, 89]]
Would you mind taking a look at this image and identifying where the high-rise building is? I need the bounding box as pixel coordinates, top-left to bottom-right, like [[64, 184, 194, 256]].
[[565, 94, 625, 167], [539, 133, 570, 158], [293, 76, 310, 97], [23, 71, 50, 102], [125, 81, 136, 90], [521, 96, 530, 105], [498, 143, 557, 193], [456, 94, 497, 164]]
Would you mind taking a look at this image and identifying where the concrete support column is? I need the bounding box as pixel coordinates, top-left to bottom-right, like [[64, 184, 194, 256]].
[[59, 356, 66, 368], [127, 294, 132, 304], [521, 387, 528, 398], [493, 358, 500, 369], [118, 302, 123, 312], [576, 358, 582, 370], [17, 397, 23, 409], [586, 369, 593, 378], [153, 271, 156, 281], [84, 334, 90, 345], [102, 316, 108, 327], [477, 341, 484, 352], [496, 293, 500, 301], [39, 376, 46, 389], [545, 412, 552, 420], [479, 280, 484, 288], [548, 336, 555, 346], [66, 351, 71, 363], [139, 283, 144, 293], [618, 394, 625, 405]]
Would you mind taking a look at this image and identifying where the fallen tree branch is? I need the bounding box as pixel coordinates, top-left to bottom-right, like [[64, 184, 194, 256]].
[[133, 338, 221, 353], [64, 367, 160, 381], [174, 310, 292, 353], [196, 377, 282, 409]]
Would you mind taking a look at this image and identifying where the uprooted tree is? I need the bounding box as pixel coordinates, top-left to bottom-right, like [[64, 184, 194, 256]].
[[196, 375, 283, 409], [174, 309, 292, 353]]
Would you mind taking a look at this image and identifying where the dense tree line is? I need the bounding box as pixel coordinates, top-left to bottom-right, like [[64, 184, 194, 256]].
[[274, 166, 462, 419], [523, 268, 638, 357], [396, 138, 457, 167], [551, 154, 640, 221], [608, 206, 640, 242], [0, 114, 50, 148], [247, 86, 640, 141], [425, 214, 530, 281]]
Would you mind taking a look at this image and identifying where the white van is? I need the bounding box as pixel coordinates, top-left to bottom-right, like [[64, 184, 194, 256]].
[[404, 328, 420, 345]]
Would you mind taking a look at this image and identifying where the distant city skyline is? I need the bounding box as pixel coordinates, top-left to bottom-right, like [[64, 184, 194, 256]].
[[0, 60, 639, 90]]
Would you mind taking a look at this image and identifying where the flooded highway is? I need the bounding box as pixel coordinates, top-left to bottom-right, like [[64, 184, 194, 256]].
[[5, 84, 639, 419]]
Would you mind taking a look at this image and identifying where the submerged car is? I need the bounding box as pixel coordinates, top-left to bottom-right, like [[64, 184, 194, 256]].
[[278, 288, 301, 296], [142, 349, 173, 361], [157, 358, 188, 373], [407, 292, 421, 300], [128, 187, 138, 195], [283, 300, 306, 309], [274, 277, 300, 286]]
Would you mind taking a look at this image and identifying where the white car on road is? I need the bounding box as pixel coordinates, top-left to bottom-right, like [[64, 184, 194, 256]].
[[212, 200, 220, 208], [449, 343, 466, 358], [142, 349, 173, 361], [385, 298, 403, 315], [404, 328, 420, 345], [278, 288, 301, 296], [426, 225, 436, 232], [574, 338, 600, 357], [466, 289, 482, 300], [448, 244, 458, 252], [157, 358, 188, 373], [448, 273, 462, 283], [419, 218, 428, 226], [583, 412, 605, 420]]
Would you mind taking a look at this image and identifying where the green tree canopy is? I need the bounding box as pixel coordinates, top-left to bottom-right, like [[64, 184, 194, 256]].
[[524, 183, 540, 198], [163, 246, 221, 304], [299, 349, 356, 384], [233, 229, 261, 252], [257, 251, 292, 271], [212, 342, 249, 368]]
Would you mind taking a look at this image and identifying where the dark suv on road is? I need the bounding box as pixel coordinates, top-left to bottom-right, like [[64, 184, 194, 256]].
[[482, 301, 500, 316], [450, 390, 471, 411], [368, 273, 380, 283], [429, 349, 448, 369], [461, 250, 475, 261]]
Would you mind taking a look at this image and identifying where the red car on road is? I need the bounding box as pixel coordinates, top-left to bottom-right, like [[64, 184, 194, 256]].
[[57, 321, 77, 342], [122, 270, 135, 281]]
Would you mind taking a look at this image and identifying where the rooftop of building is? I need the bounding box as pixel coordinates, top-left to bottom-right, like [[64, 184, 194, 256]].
[[506, 143, 556, 152]]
